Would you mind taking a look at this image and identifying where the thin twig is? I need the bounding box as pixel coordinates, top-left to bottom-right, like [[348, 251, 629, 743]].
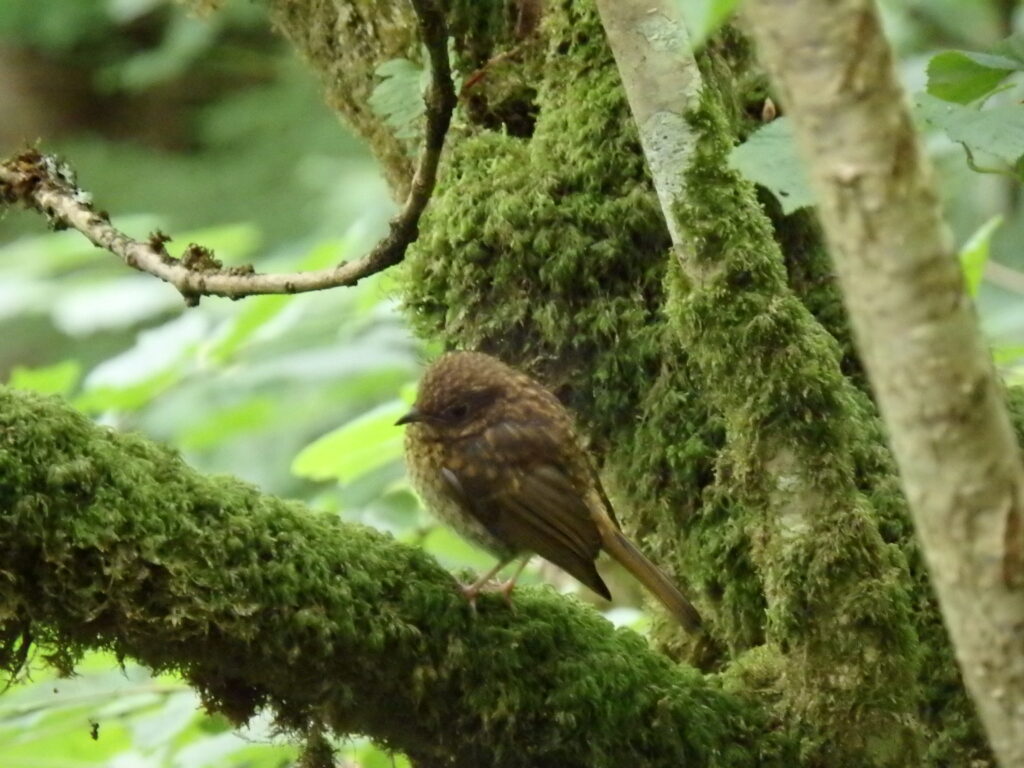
[[0, 0, 455, 307]]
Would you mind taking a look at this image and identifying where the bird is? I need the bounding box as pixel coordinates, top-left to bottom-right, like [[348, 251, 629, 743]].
[[396, 350, 702, 632]]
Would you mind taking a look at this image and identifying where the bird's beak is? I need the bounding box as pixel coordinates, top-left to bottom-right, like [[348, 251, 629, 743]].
[[395, 407, 422, 426]]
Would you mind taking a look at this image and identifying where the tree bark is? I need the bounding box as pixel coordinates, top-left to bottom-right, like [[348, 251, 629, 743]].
[[744, 0, 1024, 765]]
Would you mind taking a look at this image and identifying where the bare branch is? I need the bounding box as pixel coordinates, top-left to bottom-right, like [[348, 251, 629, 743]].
[[0, 0, 455, 306]]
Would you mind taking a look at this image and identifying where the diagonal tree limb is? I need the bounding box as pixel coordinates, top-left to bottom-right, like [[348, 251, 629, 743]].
[[743, 0, 1024, 765], [0, 386, 776, 767], [0, 0, 455, 307]]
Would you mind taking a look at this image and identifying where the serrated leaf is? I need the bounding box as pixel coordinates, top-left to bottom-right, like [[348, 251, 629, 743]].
[[728, 117, 815, 213], [917, 93, 1024, 165], [958, 214, 1002, 296], [368, 58, 426, 142], [292, 399, 408, 484], [927, 50, 1018, 104]]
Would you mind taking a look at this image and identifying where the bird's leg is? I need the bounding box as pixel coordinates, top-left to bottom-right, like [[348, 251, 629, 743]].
[[495, 555, 532, 604], [460, 557, 513, 608]]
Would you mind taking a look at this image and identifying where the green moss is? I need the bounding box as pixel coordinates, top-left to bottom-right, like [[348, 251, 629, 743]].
[[0, 386, 785, 767], [666, 81, 926, 762], [404, 1, 670, 440], [445, 0, 516, 64]]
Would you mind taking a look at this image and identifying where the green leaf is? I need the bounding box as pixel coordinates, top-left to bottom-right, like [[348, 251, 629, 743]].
[[926, 50, 1018, 104], [292, 399, 408, 484], [993, 344, 1024, 365], [8, 360, 81, 396], [993, 33, 1024, 64], [728, 117, 815, 213], [208, 238, 348, 363], [676, 0, 742, 46], [358, 741, 412, 768], [420, 525, 496, 570], [98, 14, 215, 92], [73, 369, 181, 414], [210, 294, 293, 362], [178, 398, 276, 451], [917, 93, 1024, 166], [369, 58, 427, 142], [958, 215, 1002, 296], [165, 222, 262, 264]]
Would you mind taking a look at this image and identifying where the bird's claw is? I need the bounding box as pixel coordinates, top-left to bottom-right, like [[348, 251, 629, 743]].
[[458, 579, 517, 612], [459, 583, 481, 614]]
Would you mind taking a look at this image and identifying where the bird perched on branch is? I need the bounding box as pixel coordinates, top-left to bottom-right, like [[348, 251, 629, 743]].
[[396, 351, 702, 632]]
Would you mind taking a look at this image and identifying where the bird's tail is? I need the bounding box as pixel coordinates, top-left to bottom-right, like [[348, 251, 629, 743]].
[[602, 528, 703, 633]]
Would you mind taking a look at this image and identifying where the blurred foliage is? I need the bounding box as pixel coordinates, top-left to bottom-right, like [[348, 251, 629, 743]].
[[727, 118, 813, 214], [3, 0, 1024, 765], [0, 0, 415, 765], [676, 0, 742, 46]]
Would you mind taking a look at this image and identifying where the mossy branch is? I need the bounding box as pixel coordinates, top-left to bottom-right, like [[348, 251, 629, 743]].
[[0, 386, 778, 767], [596, 2, 924, 762]]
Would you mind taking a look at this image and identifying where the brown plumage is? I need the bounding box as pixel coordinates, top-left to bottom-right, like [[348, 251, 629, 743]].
[[397, 351, 702, 632]]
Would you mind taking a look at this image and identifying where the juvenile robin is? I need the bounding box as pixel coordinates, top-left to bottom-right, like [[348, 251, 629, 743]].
[[396, 351, 702, 632]]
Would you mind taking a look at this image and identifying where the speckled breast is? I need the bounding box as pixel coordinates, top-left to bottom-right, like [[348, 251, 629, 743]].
[[403, 427, 517, 562]]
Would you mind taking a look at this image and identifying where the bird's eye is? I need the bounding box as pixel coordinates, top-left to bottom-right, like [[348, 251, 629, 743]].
[[442, 403, 470, 422]]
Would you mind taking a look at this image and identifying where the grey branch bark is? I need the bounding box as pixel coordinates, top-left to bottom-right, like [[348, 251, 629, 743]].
[[744, 0, 1024, 765], [593, 0, 703, 245]]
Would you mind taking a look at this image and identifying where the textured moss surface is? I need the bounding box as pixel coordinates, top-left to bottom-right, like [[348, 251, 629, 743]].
[[669, 85, 923, 763], [0, 386, 780, 767]]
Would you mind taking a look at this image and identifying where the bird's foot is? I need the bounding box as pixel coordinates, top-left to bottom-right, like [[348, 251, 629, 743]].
[[459, 582, 482, 614], [457, 556, 529, 612], [458, 578, 516, 610]]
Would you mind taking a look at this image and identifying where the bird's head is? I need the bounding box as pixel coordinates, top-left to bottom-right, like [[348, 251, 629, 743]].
[[396, 351, 534, 439]]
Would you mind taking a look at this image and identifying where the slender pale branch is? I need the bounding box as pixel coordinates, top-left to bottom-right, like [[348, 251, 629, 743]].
[[0, 0, 455, 306], [593, 0, 703, 246], [744, 1, 1024, 765]]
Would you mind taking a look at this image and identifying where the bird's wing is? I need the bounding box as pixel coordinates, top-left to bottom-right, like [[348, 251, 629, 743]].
[[441, 420, 610, 598]]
